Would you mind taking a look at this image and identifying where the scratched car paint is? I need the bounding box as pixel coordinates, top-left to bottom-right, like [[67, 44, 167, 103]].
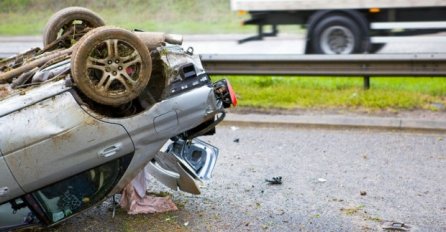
[[0, 7, 236, 231]]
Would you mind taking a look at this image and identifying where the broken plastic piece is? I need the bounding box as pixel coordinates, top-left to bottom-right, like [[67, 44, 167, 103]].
[[381, 221, 411, 231], [265, 176, 282, 185]]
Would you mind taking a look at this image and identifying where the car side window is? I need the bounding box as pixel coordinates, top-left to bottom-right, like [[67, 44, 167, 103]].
[[0, 198, 39, 230], [32, 158, 123, 223]]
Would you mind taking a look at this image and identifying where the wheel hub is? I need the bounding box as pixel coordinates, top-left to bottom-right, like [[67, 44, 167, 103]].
[[320, 25, 355, 54], [105, 59, 124, 76], [84, 38, 142, 95]]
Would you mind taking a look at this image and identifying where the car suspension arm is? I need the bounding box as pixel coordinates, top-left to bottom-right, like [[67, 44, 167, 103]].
[[0, 47, 73, 84]]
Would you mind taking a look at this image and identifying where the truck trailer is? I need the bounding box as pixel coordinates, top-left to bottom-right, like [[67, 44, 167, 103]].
[[231, 0, 446, 54]]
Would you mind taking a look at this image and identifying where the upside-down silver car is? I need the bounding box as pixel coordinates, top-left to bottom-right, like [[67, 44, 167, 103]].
[[0, 7, 236, 230]]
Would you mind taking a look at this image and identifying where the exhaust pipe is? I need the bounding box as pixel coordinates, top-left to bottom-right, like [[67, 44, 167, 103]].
[[134, 32, 183, 49]]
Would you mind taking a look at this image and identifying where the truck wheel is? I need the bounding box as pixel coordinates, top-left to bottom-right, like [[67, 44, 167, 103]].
[[311, 15, 365, 54], [71, 26, 152, 106], [43, 7, 105, 49]]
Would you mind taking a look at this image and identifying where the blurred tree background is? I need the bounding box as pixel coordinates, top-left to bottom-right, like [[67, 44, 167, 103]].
[[0, 0, 250, 35]]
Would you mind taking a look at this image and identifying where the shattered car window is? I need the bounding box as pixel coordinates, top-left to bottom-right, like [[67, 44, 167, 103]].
[[0, 199, 38, 230], [32, 157, 129, 223]]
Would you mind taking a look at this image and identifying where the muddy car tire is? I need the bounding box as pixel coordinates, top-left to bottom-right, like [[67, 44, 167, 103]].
[[43, 7, 105, 49], [71, 26, 152, 106]]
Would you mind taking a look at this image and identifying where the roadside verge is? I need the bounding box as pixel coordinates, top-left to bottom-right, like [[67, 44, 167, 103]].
[[221, 113, 446, 133]]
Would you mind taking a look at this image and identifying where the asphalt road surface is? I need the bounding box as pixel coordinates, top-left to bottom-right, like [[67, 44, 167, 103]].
[[1, 33, 446, 57], [50, 125, 446, 232]]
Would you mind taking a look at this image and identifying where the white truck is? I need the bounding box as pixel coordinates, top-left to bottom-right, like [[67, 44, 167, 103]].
[[230, 0, 446, 54]]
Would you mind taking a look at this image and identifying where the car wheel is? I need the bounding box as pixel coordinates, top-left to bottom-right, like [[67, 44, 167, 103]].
[[312, 15, 365, 54], [71, 26, 152, 106], [43, 7, 105, 49]]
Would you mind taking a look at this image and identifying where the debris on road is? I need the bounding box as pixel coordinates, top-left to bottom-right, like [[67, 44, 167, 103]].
[[265, 176, 282, 185], [233, 138, 240, 143], [360, 191, 367, 196], [317, 178, 327, 183], [381, 221, 412, 231]]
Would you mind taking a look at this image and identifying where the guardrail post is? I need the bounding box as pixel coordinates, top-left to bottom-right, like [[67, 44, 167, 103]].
[[363, 76, 370, 90]]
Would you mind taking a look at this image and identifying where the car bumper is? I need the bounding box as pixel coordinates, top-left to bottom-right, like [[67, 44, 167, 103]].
[[147, 138, 219, 194]]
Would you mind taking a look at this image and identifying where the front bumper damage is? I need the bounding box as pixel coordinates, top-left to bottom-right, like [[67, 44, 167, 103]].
[[141, 46, 235, 195], [114, 45, 237, 195]]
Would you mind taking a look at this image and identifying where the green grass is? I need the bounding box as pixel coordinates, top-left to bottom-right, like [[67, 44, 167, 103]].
[[214, 76, 446, 111], [0, 11, 46, 35]]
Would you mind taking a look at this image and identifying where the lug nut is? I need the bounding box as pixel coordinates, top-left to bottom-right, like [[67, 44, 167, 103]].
[[118, 66, 123, 70], [107, 60, 112, 64], [115, 59, 120, 63], [112, 71, 117, 76]]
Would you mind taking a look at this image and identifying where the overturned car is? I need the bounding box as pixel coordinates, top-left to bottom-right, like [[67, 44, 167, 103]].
[[0, 7, 236, 230]]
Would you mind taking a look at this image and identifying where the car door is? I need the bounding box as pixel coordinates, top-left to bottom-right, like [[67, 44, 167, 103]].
[[0, 153, 25, 204], [0, 91, 134, 194]]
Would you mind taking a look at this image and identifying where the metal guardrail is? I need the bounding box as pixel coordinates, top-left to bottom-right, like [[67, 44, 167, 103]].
[[201, 53, 446, 89], [2, 53, 446, 89]]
